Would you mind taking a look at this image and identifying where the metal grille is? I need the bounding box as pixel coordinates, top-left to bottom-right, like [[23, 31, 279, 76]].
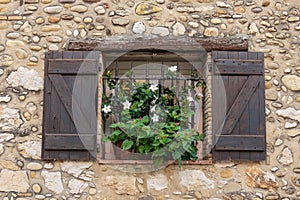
[[102, 50, 204, 159]]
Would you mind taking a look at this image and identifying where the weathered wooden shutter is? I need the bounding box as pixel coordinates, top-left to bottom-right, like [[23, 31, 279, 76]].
[[42, 51, 99, 160], [212, 51, 266, 161]]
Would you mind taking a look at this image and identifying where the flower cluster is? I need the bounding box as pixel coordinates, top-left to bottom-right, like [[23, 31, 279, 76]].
[[101, 66, 204, 167]]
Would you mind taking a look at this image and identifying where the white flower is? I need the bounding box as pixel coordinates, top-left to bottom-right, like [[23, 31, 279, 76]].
[[149, 84, 158, 92], [152, 114, 159, 123], [151, 95, 158, 104], [122, 100, 131, 110], [102, 105, 111, 114], [150, 105, 156, 113], [168, 66, 177, 72], [187, 96, 194, 102]]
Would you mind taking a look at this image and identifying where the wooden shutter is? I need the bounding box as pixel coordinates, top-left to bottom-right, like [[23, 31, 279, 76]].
[[212, 51, 266, 161], [42, 51, 99, 160]]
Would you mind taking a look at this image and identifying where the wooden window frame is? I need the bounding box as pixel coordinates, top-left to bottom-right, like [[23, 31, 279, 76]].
[[99, 50, 209, 165]]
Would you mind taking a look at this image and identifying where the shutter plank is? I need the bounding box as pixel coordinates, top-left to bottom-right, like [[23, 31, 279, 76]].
[[228, 52, 242, 160], [258, 77, 266, 160], [44, 134, 96, 150], [222, 51, 237, 160], [247, 52, 262, 160], [237, 52, 251, 160], [48, 59, 98, 74], [214, 135, 265, 151], [58, 52, 75, 160], [214, 59, 263, 75]]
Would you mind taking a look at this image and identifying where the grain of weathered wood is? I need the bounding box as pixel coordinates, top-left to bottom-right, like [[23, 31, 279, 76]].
[[228, 67, 241, 159], [44, 134, 96, 150], [237, 52, 251, 160], [67, 36, 248, 52], [246, 52, 261, 158], [70, 151, 90, 161], [226, 51, 240, 160], [214, 60, 264, 75], [48, 59, 98, 74], [214, 135, 265, 151], [49, 74, 74, 122]]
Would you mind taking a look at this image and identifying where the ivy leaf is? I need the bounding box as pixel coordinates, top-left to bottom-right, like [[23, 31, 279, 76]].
[[121, 140, 134, 150], [110, 124, 118, 128], [143, 145, 153, 153], [142, 116, 149, 124], [137, 131, 148, 139], [138, 145, 144, 153]]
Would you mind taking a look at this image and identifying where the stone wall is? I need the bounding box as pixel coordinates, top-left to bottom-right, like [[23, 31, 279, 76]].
[[0, 0, 300, 199]]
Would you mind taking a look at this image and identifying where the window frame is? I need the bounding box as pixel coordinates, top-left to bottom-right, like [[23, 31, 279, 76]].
[[98, 49, 210, 165]]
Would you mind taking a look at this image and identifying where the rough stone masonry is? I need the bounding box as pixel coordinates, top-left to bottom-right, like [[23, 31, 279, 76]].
[[0, 0, 300, 199]]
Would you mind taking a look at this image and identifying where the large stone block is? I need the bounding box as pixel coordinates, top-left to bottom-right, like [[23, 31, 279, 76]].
[[0, 169, 29, 192]]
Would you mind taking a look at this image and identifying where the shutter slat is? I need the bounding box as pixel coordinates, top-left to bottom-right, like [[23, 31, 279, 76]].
[[214, 60, 263, 75], [214, 135, 265, 151], [48, 59, 98, 74], [212, 51, 266, 161], [42, 51, 99, 161], [44, 134, 96, 150]]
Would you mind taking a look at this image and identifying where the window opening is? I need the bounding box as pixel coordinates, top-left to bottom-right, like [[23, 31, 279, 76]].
[[100, 50, 206, 165]]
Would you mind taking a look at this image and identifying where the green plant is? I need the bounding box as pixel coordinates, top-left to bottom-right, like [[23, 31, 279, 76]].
[[102, 66, 205, 167]]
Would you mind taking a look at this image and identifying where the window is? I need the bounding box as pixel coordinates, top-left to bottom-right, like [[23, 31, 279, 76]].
[[42, 38, 266, 162], [100, 50, 206, 164]]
